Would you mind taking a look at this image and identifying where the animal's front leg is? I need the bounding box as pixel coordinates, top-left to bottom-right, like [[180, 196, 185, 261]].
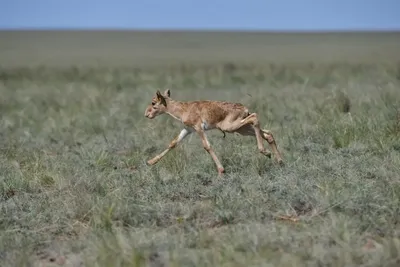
[[146, 128, 192, 166], [196, 130, 225, 176]]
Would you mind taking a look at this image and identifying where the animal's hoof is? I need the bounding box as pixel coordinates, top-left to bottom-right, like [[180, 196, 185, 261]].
[[218, 168, 225, 176], [277, 159, 285, 166]]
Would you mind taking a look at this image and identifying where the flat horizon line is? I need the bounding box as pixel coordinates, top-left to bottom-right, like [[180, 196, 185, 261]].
[[1, 27, 400, 33]]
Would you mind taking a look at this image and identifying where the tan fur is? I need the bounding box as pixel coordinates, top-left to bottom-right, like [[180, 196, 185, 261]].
[[144, 89, 284, 176]]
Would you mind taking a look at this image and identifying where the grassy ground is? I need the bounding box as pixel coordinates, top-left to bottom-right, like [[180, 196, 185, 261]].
[[1, 30, 400, 67], [0, 31, 400, 266]]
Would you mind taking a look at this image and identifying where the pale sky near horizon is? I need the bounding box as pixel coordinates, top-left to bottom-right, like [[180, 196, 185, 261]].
[[1, 0, 400, 31]]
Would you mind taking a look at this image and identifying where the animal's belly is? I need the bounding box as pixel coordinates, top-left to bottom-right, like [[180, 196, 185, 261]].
[[201, 121, 215, 131]]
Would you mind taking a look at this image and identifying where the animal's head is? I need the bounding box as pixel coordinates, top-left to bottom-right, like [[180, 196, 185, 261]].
[[144, 89, 171, 119]]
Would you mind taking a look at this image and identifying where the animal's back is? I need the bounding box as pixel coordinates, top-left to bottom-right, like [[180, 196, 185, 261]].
[[181, 100, 250, 128]]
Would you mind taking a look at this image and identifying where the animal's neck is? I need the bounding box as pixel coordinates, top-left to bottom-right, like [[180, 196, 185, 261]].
[[165, 99, 185, 121]]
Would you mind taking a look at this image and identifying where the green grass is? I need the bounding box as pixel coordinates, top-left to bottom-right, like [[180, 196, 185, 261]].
[[0, 31, 400, 266]]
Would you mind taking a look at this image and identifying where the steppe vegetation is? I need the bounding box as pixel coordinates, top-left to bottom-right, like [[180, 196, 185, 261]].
[[0, 30, 400, 266]]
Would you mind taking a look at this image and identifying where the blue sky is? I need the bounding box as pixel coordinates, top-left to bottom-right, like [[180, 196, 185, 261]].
[[1, 0, 400, 31]]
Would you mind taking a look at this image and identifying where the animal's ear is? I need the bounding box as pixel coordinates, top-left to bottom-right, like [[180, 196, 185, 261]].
[[156, 90, 167, 106], [164, 89, 171, 98], [156, 90, 163, 100]]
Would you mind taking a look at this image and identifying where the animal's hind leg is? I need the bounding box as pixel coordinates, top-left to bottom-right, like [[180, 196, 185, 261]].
[[234, 126, 283, 164], [234, 124, 272, 158], [261, 129, 284, 165], [219, 113, 270, 157]]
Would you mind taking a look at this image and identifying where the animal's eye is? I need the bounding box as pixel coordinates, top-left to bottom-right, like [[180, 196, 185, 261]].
[[151, 102, 156, 106]]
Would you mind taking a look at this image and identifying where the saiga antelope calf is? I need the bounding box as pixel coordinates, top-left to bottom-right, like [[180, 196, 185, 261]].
[[144, 89, 284, 176]]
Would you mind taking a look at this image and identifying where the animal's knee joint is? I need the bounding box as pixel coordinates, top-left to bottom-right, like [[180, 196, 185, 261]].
[[168, 142, 177, 149], [252, 119, 260, 127], [203, 146, 211, 152], [265, 135, 274, 144], [250, 113, 260, 126]]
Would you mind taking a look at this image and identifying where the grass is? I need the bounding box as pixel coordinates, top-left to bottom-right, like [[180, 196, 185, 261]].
[[1, 30, 400, 67], [0, 30, 400, 266]]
